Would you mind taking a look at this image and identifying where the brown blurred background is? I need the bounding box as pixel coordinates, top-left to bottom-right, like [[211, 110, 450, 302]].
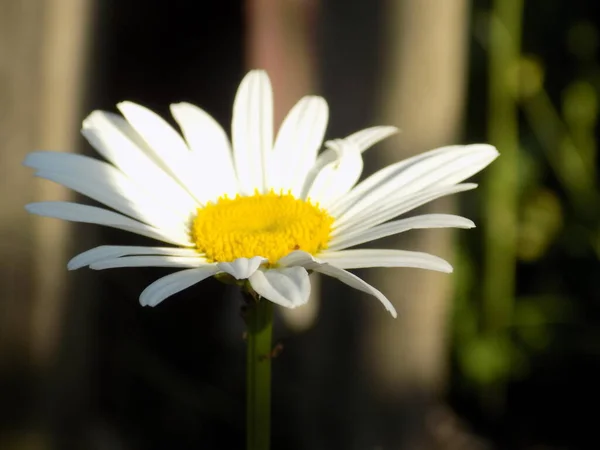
[[1, 0, 599, 449]]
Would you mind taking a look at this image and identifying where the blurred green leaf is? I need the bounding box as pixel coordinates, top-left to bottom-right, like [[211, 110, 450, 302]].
[[458, 335, 512, 385], [562, 81, 598, 128], [513, 303, 551, 350], [557, 137, 595, 196], [562, 81, 597, 179], [517, 147, 542, 193], [513, 296, 574, 350], [517, 188, 563, 261], [521, 78, 598, 212], [516, 56, 545, 99], [566, 21, 599, 62], [509, 344, 531, 380]]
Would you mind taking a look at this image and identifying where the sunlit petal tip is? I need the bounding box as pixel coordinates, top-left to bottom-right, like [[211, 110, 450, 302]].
[[471, 143, 499, 154], [81, 109, 110, 130], [217, 256, 267, 280], [468, 143, 500, 160], [345, 125, 401, 153], [301, 94, 326, 103], [377, 125, 400, 133], [115, 102, 150, 124], [440, 261, 454, 273], [25, 203, 58, 218], [23, 152, 41, 168], [371, 125, 401, 141], [115, 100, 139, 111], [238, 70, 273, 94], [68, 245, 117, 270], [246, 68, 269, 78], [67, 256, 86, 271]]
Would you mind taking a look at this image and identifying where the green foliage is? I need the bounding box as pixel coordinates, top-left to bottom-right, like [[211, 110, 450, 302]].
[[452, 6, 600, 411], [458, 334, 512, 385], [518, 188, 563, 261], [567, 21, 599, 62], [513, 296, 574, 350]]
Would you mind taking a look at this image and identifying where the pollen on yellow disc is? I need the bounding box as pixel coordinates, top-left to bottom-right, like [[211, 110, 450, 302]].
[[192, 191, 334, 264]]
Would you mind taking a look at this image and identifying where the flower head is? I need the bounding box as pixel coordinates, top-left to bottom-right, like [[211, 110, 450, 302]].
[[25, 70, 498, 317]]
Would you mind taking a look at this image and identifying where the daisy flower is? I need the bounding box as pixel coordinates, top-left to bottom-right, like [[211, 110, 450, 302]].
[[24, 70, 497, 318]]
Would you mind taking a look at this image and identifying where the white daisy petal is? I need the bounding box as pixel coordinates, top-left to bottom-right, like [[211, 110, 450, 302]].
[[117, 101, 213, 204], [277, 250, 318, 267], [345, 126, 399, 153], [270, 96, 329, 194], [117, 101, 190, 158], [248, 267, 311, 308], [299, 126, 397, 202], [328, 145, 464, 217], [276, 250, 397, 317], [333, 183, 478, 237], [307, 126, 398, 178], [304, 139, 363, 206], [68, 245, 202, 270], [330, 144, 498, 218], [90, 255, 208, 270], [317, 249, 453, 273], [217, 256, 267, 280], [299, 150, 337, 200], [327, 214, 475, 250], [311, 263, 397, 318], [26, 152, 190, 235], [81, 111, 198, 215], [170, 102, 238, 199], [232, 70, 273, 195], [26, 202, 193, 247], [139, 266, 219, 307]]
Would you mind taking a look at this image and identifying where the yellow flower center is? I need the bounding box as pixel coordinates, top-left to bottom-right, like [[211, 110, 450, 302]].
[[192, 191, 334, 264]]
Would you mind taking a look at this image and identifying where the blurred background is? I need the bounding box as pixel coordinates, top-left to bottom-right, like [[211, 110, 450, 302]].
[[1, 0, 599, 449]]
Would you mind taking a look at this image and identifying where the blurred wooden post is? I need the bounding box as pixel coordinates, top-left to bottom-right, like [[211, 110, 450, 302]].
[[0, 1, 44, 375], [246, 0, 318, 123], [366, 0, 470, 442], [32, 0, 94, 366], [0, 0, 92, 446]]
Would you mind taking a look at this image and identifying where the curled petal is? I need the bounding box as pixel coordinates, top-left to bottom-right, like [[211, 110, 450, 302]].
[[248, 267, 311, 308], [217, 256, 267, 280]]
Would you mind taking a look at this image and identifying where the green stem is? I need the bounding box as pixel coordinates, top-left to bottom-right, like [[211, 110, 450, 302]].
[[482, 0, 524, 410], [245, 296, 273, 450], [485, 0, 523, 335]]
